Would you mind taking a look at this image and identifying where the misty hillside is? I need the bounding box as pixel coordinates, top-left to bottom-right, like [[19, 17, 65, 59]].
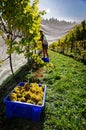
[[41, 19, 76, 44]]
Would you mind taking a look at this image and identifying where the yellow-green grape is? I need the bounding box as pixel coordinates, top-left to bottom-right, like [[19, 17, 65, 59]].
[[27, 99, 31, 103], [37, 100, 42, 105], [9, 92, 17, 101], [20, 97, 26, 102]]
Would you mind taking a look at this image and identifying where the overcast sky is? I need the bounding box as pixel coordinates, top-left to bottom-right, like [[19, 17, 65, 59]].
[[38, 0, 86, 22]]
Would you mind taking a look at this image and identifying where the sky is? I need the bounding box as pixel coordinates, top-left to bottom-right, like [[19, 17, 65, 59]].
[[38, 0, 86, 22]]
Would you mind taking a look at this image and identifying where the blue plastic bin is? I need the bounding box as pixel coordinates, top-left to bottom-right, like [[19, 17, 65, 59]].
[[3, 82, 46, 122], [42, 57, 49, 62]]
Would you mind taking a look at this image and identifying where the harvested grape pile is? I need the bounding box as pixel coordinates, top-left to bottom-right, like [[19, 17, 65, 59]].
[[9, 82, 44, 105]]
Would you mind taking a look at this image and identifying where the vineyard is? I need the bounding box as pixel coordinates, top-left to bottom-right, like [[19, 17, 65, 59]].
[[0, 50, 86, 130], [0, 0, 86, 129], [49, 21, 86, 65]]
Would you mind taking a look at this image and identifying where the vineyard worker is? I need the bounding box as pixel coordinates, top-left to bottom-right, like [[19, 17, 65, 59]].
[[40, 30, 49, 58]]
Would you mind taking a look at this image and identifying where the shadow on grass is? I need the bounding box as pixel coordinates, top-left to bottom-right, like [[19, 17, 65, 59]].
[[0, 63, 46, 130]]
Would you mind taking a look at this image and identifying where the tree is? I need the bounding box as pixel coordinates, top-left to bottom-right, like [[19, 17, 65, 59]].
[[0, 0, 45, 74], [19, 0, 45, 64], [67, 30, 75, 53], [81, 21, 86, 50], [0, 0, 24, 75]]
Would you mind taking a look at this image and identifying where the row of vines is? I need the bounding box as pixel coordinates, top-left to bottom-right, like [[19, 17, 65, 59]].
[[49, 21, 86, 64]]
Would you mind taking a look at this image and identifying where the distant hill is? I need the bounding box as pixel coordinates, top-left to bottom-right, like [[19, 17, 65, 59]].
[[41, 18, 76, 44]]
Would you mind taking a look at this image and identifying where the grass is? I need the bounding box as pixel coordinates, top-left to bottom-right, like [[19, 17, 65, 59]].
[[0, 50, 86, 130]]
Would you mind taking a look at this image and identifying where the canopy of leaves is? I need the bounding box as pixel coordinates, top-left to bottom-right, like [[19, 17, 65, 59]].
[[0, 0, 45, 56]]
